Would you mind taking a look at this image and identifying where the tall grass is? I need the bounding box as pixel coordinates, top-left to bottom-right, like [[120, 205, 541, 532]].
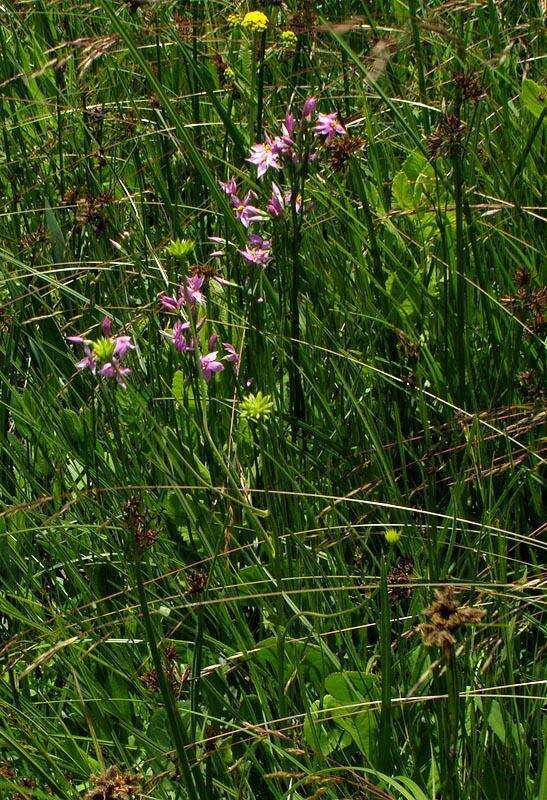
[[0, 1, 545, 799]]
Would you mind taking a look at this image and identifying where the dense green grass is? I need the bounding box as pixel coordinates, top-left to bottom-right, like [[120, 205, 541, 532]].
[[0, 1, 545, 798]]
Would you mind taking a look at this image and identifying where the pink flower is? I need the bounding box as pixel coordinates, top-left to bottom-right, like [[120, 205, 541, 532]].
[[247, 134, 282, 178], [223, 342, 240, 372], [314, 112, 346, 143], [76, 347, 97, 374], [267, 183, 302, 218], [67, 325, 134, 387], [302, 96, 317, 121], [99, 361, 132, 389], [159, 293, 182, 312], [238, 234, 273, 267], [113, 335, 134, 359], [267, 182, 285, 217], [283, 112, 296, 137], [219, 177, 238, 195], [231, 190, 266, 228], [184, 274, 206, 305], [172, 321, 193, 352], [200, 351, 225, 381], [160, 274, 206, 312]]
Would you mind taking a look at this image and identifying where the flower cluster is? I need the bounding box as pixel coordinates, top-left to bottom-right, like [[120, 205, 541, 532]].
[[218, 98, 346, 267], [240, 10, 269, 31], [279, 29, 298, 49], [67, 317, 134, 388], [160, 269, 239, 383]]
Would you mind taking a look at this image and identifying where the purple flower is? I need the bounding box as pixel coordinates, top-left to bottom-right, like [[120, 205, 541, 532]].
[[76, 347, 97, 374], [159, 293, 183, 312], [208, 333, 219, 351], [223, 342, 240, 372], [238, 234, 273, 267], [67, 324, 134, 387], [220, 177, 238, 195], [99, 361, 132, 389], [160, 274, 206, 311], [200, 351, 225, 381], [267, 182, 285, 217], [172, 320, 193, 352], [267, 183, 302, 218], [247, 134, 282, 178], [113, 335, 134, 359], [283, 112, 296, 137], [184, 274, 206, 305], [231, 190, 266, 228], [302, 96, 317, 121], [314, 112, 346, 143]]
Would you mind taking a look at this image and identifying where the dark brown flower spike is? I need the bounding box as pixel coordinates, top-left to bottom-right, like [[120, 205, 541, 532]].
[[417, 587, 485, 647]]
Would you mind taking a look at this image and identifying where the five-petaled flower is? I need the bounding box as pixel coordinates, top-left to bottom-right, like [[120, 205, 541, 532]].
[[239, 234, 273, 266], [314, 112, 346, 143], [231, 190, 266, 228], [247, 134, 283, 178], [200, 351, 225, 381]]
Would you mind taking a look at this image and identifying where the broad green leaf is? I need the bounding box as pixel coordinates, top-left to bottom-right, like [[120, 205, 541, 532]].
[[521, 79, 547, 119]]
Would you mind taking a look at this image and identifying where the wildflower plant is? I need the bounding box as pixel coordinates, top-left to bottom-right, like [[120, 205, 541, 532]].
[[1, 5, 544, 800], [67, 317, 134, 388]]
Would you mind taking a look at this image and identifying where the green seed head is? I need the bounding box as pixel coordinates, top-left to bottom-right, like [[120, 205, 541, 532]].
[[384, 528, 402, 544], [92, 337, 115, 362], [165, 238, 195, 259], [240, 391, 274, 421]]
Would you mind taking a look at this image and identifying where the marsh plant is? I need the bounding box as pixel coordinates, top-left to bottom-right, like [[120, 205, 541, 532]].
[[0, 2, 545, 800]]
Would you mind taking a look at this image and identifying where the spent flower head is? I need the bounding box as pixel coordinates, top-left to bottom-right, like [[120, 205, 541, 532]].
[[240, 390, 274, 421], [417, 587, 486, 648]]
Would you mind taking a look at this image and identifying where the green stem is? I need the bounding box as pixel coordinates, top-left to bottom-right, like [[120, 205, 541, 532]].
[[134, 557, 205, 800]]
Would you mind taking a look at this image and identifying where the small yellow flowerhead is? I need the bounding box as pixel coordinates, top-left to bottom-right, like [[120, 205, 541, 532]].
[[384, 528, 402, 545], [92, 337, 115, 363], [227, 12, 240, 27], [279, 30, 297, 49], [165, 238, 195, 258], [241, 10, 268, 32], [240, 391, 274, 421]]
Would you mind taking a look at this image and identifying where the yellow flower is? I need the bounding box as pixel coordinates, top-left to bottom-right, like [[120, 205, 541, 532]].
[[241, 10, 268, 32], [279, 30, 297, 48], [227, 12, 240, 27], [384, 527, 402, 544]]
